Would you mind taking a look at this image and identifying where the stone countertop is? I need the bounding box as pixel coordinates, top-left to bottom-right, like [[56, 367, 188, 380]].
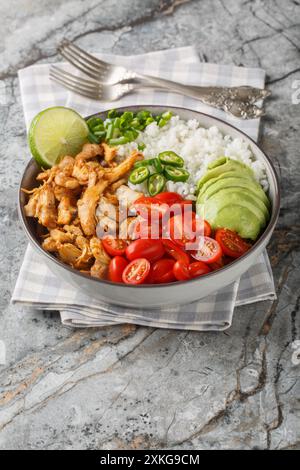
[[0, 0, 299, 450]]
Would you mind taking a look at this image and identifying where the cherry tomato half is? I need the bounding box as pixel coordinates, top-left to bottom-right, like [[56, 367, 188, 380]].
[[191, 236, 222, 264], [173, 260, 191, 281], [102, 236, 127, 256], [215, 229, 251, 259], [122, 258, 150, 284], [154, 192, 183, 206], [108, 256, 128, 283], [189, 261, 211, 278], [168, 212, 197, 247], [125, 239, 165, 263], [133, 196, 167, 220], [162, 239, 190, 265], [148, 258, 176, 284]]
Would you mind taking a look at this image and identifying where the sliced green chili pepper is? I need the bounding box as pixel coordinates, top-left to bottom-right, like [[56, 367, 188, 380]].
[[158, 151, 184, 167], [164, 166, 190, 182], [148, 173, 166, 196], [129, 166, 150, 184], [152, 157, 163, 173], [133, 159, 153, 169]]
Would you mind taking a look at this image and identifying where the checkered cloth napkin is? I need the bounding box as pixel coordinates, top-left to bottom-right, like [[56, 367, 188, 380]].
[[12, 47, 276, 330]]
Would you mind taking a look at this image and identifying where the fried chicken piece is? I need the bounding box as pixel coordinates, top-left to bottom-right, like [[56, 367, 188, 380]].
[[109, 178, 127, 193], [57, 243, 82, 266], [24, 190, 40, 217], [57, 196, 77, 225], [119, 217, 140, 240], [49, 229, 74, 244], [116, 185, 143, 210], [77, 180, 109, 236], [90, 236, 111, 264], [35, 184, 57, 229], [54, 172, 80, 189], [42, 237, 59, 252], [102, 142, 117, 163], [104, 151, 142, 183], [74, 245, 94, 270], [75, 143, 103, 162], [63, 224, 83, 236], [90, 259, 108, 279]]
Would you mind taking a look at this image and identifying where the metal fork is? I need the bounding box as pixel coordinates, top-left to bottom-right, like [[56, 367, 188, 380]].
[[57, 40, 271, 119], [50, 66, 154, 101]]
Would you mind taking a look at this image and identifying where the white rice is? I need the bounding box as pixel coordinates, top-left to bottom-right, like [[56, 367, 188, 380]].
[[117, 115, 269, 199]]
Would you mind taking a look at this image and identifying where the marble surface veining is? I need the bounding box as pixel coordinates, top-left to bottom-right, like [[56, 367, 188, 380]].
[[0, 0, 299, 450]]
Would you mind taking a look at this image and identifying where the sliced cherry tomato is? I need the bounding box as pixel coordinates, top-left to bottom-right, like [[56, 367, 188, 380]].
[[108, 256, 128, 283], [162, 239, 190, 265], [133, 196, 168, 220], [168, 212, 197, 247], [194, 218, 212, 237], [209, 257, 225, 271], [173, 260, 191, 281], [122, 258, 150, 284], [189, 261, 211, 278], [102, 236, 127, 256], [180, 199, 194, 210], [148, 258, 176, 284], [191, 236, 222, 264], [154, 192, 183, 206], [215, 229, 251, 259], [125, 239, 165, 263]]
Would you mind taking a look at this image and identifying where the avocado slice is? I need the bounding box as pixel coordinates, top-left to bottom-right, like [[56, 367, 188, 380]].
[[198, 189, 267, 239], [206, 205, 262, 240], [198, 187, 269, 225], [197, 175, 270, 210], [197, 157, 254, 191]]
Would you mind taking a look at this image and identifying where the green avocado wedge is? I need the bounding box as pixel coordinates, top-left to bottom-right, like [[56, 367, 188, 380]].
[[196, 157, 271, 241], [197, 175, 270, 209], [197, 157, 254, 192]]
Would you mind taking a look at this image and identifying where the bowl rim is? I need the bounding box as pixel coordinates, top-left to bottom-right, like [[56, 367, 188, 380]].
[[18, 105, 280, 289]]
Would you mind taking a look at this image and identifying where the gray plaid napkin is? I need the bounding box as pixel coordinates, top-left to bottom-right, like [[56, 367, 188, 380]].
[[12, 47, 276, 330]]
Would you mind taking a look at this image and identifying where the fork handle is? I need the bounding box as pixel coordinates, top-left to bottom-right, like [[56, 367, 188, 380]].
[[128, 73, 269, 118]]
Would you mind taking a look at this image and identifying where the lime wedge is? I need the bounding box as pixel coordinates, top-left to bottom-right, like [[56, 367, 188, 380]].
[[28, 106, 89, 168]]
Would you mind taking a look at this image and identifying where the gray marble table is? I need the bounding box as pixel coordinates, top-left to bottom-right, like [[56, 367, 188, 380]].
[[0, 0, 299, 450]]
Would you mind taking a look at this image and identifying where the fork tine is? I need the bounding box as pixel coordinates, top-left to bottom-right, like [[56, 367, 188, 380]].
[[58, 47, 103, 80], [59, 45, 106, 78], [49, 74, 101, 100], [61, 40, 108, 70], [50, 66, 101, 90]]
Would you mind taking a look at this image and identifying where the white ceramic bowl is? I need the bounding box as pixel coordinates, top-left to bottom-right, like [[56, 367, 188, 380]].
[[19, 106, 280, 308]]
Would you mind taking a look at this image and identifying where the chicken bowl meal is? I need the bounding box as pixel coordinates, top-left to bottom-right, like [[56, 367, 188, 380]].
[[19, 105, 279, 307]]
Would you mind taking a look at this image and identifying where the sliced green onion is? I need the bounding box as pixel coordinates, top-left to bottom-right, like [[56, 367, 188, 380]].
[[148, 173, 166, 196], [88, 132, 100, 144], [106, 123, 114, 140], [94, 130, 107, 138], [158, 151, 184, 167], [164, 166, 190, 182], [92, 124, 104, 132], [87, 117, 103, 130], [138, 142, 146, 151], [108, 109, 119, 119], [109, 136, 129, 146], [158, 118, 167, 128], [129, 166, 150, 184], [162, 111, 172, 121]]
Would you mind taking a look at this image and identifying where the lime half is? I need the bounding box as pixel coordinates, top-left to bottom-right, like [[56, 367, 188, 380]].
[[28, 106, 89, 168]]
